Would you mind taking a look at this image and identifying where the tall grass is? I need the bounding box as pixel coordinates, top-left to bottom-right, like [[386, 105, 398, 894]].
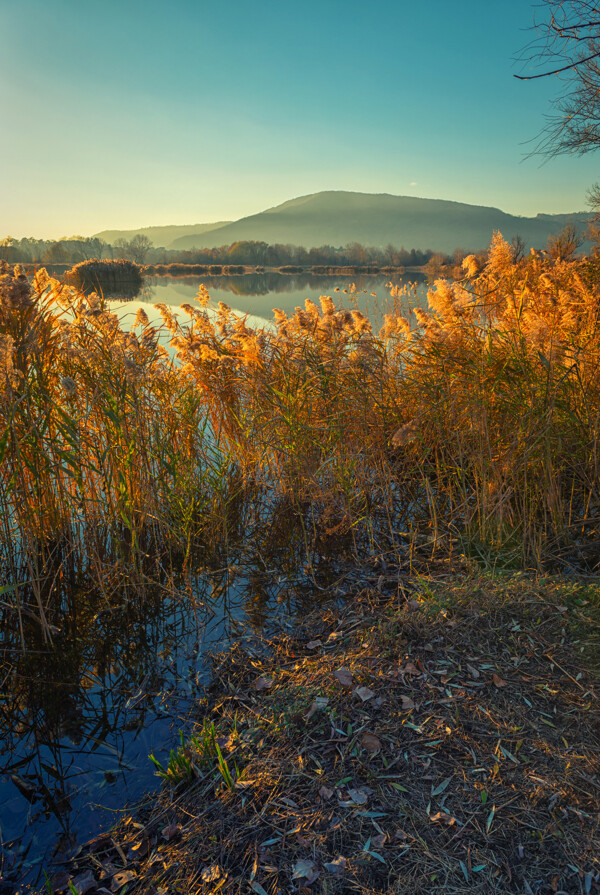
[[1, 237, 599, 633], [0, 265, 237, 635], [66, 258, 143, 296]]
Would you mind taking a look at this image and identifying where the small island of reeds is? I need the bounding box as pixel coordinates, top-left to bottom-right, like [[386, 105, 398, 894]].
[[65, 257, 143, 297]]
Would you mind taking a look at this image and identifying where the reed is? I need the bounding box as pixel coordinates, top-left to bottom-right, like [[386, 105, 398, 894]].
[[149, 722, 237, 788], [66, 258, 143, 296], [1, 237, 599, 634]]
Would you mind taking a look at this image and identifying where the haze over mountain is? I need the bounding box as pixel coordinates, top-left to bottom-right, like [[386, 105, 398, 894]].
[[94, 192, 590, 256], [93, 221, 231, 247]]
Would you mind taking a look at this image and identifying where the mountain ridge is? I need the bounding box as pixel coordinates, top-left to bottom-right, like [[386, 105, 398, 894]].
[[95, 192, 590, 255], [93, 221, 231, 247]]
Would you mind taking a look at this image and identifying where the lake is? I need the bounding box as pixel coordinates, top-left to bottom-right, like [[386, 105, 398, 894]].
[[112, 270, 430, 330]]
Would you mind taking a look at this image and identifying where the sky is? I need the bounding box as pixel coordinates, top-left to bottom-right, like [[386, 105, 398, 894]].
[[1, 0, 599, 239]]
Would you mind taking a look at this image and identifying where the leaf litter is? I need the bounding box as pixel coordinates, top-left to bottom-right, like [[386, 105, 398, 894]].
[[48, 567, 600, 894]]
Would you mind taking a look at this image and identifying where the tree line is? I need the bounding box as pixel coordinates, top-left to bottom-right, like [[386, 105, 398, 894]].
[[1, 229, 587, 273], [0, 235, 436, 269]]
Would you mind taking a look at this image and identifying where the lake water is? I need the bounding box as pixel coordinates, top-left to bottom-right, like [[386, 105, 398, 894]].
[[0, 271, 430, 890], [112, 270, 430, 331], [1, 555, 341, 890]]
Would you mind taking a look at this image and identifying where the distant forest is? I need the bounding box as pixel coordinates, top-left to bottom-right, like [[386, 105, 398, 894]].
[[0, 235, 437, 269]]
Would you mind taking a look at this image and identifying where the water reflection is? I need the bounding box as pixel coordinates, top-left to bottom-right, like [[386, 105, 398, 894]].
[[125, 271, 428, 324], [0, 549, 338, 888]]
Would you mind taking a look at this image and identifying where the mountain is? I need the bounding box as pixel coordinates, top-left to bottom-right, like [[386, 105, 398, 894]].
[[167, 191, 589, 254], [93, 221, 231, 247]]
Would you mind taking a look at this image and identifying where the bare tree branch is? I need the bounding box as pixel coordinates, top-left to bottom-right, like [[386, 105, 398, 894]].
[[516, 1, 600, 156], [515, 49, 600, 78]]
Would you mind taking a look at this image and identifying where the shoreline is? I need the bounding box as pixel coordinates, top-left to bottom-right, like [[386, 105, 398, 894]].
[[18, 262, 429, 278], [40, 562, 600, 895]]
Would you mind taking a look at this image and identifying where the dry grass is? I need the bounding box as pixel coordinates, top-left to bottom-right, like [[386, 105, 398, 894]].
[[50, 566, 600, 894], [66, 259, 143, 296], [2, 234, 600, 631]]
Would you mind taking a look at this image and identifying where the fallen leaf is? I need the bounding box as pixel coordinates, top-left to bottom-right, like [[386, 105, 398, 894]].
[[339, 785, 371, 806], [161, 823, 181, 841], [50, 872, 71, 893], [98, 861, 120, 881], [89, 835, 113, 855], [319, 785, 334, 800], [334, 667, 353, 687], [389, 781, 408, 793], [354, 686, 375, 701], [361, 732, 382, 753], [400, 695, 415, 710], [250, 884, 269, 895], [111, 870, 136, 892], [201, 864, 221, 883], [306, 640, 322, 649], [401, 662, 419, 675], [431, 776, 453, 797], [253, 676, 274, 691], [71, 873, 97, 895], [292, 858, 318, 884], [324, 856, 347, 875], [348, 788, 369, 804], [305, 696, 329, 720], [430, 811, 456, 826], [128, 836, 150, 859], [492, 673, 507, 688]]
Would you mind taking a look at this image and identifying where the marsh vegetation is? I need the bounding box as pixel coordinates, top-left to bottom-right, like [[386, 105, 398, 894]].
[[2, 234, 600, 886], [65, 259, 143, 298], [2, 235, 599, 598]]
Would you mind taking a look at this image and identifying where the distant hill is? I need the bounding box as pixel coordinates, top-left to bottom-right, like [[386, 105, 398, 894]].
[[167, 192, 590, 254], [93, 221, 231, 248]]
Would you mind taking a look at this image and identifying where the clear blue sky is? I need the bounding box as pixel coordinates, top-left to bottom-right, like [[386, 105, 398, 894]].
[[1, 0, 598, 238]]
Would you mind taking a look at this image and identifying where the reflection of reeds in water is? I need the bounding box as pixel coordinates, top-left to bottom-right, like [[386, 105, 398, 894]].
[[0, 570, 212, 879], [1, 237, 600, 636], [145, 270, 425, 299], [0, 539, 339, 883]]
